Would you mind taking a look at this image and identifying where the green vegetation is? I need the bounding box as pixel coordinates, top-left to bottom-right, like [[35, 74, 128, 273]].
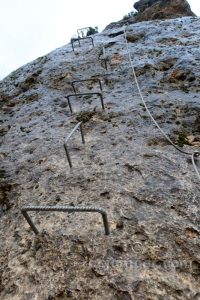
[[86, 27, 98, 36], [177, 133, 191, 147], [123, 10, 138, 20]]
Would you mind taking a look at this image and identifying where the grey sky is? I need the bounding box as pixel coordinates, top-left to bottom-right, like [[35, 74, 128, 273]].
[[0, 0, 199, 79]]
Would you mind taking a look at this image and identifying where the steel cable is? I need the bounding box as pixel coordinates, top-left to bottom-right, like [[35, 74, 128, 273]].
[[123, 27, 200, 180]]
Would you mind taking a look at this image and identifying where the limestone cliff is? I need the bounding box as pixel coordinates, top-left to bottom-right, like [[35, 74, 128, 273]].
[[0, 16, 200, 300]]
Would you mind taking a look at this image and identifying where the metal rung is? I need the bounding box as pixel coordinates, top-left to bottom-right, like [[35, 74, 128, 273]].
[[21, 205, 110, 235], [102, 59, 109, 70], [64, 122, 85, 168], [71, 78, 102, 94], [71, 36, 94, 52], [102, 47, 109, 70], [67, 92, 105, 114], [77, 27, 91, 38]]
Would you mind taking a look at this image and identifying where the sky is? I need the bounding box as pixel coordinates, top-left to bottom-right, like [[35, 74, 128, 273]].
[[0, 0, 199, 79]]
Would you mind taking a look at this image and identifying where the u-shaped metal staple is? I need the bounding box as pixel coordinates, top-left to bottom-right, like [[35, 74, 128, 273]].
[[71, 37, 94, 52], [66, 92, 105, 114], [71, 78, 102, 94], [21, 205, 110, 236], [64, 122, 85, 168]]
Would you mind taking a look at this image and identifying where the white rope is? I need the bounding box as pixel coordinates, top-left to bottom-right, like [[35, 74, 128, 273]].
[[192, 152, 200, 181], [123, 27, 200, 180]]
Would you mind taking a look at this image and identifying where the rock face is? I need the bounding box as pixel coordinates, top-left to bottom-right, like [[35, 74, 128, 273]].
[[134, 0, 195, 22], [1, 16, 200, 299]]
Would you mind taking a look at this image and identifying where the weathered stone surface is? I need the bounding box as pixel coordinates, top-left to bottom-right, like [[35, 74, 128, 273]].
[[0, 16, 200, 299]]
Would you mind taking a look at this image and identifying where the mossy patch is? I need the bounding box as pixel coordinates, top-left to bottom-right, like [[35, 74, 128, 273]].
[[76, 111, 96, 123], [177, 133, 191, 147]]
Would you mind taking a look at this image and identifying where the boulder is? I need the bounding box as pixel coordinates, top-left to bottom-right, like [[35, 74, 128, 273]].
[[105, 0, 195, 30], [134, 0, 196, 22]]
